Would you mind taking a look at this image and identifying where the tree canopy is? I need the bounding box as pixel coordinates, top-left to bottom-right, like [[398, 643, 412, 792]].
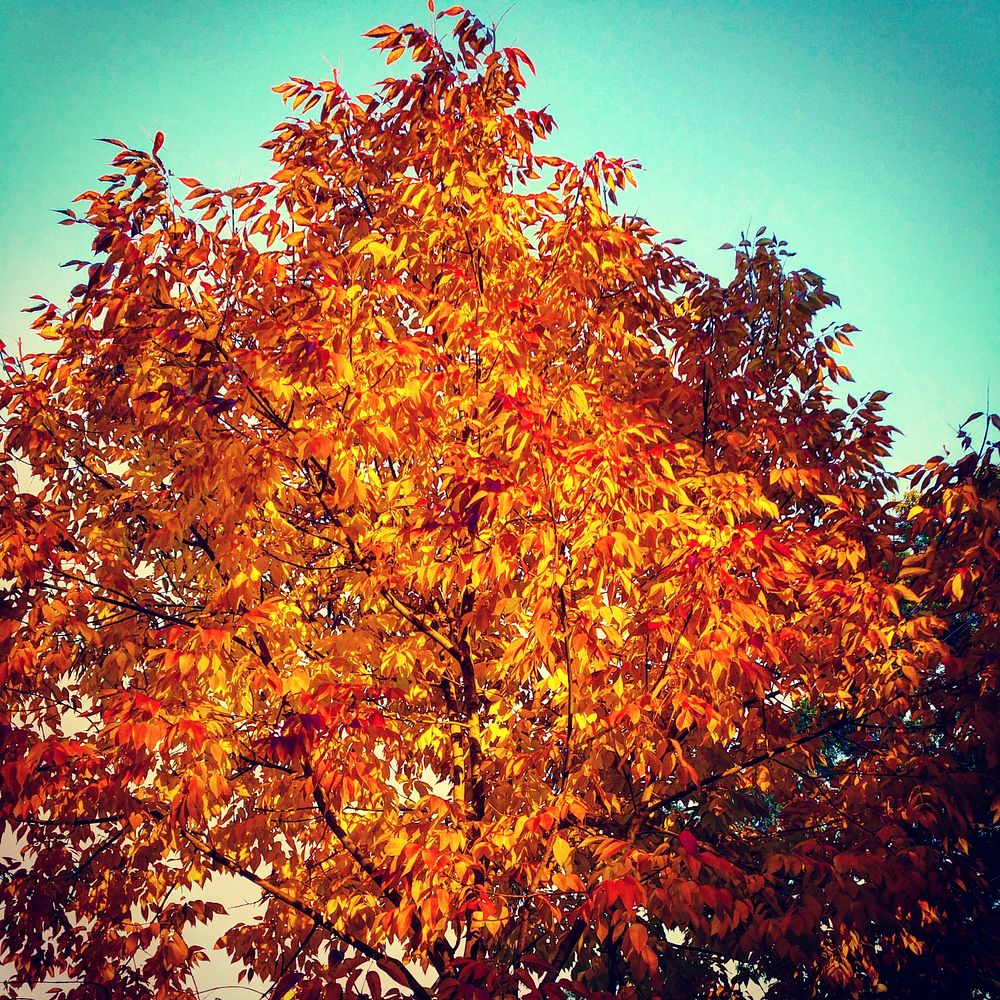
[[1, 8, 997, 999]]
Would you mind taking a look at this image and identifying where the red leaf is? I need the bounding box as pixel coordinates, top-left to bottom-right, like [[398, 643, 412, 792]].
[[153, 130, 164, 155], [272, 972, 303, 999], [679, 829, 701, 857], [522, 953, 555, 974]]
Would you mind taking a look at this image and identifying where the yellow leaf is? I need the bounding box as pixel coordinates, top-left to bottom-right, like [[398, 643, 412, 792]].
[[552, 836, 571, 870]]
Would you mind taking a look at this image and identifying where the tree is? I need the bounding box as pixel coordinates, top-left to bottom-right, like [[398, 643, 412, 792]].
[[1, 8, 997, 999]]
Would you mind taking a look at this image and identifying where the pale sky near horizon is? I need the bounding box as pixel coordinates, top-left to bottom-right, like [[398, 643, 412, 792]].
[[2, 1, 998, 472]]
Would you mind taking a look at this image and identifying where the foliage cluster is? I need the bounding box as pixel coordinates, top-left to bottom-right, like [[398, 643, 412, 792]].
[[1, 8, 997, 999]]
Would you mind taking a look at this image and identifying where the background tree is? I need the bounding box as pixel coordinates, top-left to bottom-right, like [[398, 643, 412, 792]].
[[2, 8, 997, 999]]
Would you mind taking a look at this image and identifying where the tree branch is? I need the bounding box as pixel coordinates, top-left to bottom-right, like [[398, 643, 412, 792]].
[[175, 825, 432, 1000]]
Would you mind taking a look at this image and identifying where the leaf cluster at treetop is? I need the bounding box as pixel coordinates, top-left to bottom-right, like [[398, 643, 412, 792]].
[[1, 7, 997, 999]]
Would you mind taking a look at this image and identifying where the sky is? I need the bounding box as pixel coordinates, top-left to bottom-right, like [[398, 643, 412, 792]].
[[1, 0, 997, 473]]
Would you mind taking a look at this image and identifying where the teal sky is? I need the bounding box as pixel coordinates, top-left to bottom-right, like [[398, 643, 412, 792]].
[[2, 0, 997, 471]]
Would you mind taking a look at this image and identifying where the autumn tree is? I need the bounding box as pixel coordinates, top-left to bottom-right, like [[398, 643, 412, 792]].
[[1, 8, 997, 999]]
